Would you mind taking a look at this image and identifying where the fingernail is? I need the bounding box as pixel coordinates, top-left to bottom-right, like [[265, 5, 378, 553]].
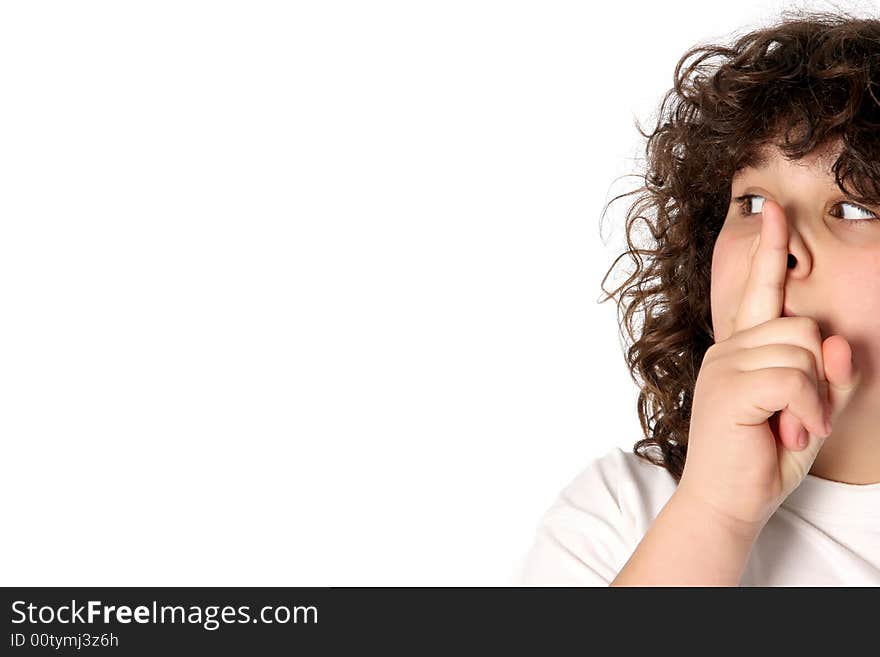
[[798, 427, 808, 449]]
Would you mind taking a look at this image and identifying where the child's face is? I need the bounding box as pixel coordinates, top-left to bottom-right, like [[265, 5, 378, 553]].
[[710, 140, 880, 390]]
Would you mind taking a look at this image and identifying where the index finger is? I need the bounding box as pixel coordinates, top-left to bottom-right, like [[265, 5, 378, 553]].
[[733, 198, 789, 332]]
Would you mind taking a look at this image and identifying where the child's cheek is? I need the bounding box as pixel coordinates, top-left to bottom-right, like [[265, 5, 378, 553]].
[[825, 258, 880, 387]]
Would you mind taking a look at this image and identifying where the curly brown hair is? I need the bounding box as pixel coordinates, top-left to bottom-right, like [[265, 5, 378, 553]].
[[597, 8, 880, 483]]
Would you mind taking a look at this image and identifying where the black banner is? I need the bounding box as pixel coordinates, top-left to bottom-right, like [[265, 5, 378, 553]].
[[0, 587, 868, 653]]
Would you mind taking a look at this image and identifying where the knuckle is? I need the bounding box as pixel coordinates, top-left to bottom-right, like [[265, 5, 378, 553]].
[[795, 347, 816, 377], [788, 368, 812, 392], [795, 316, 821, 342], [703, 343, 726, 368]]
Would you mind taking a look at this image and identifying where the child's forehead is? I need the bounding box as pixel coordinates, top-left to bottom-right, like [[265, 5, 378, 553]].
[[733, 138, 844, 183]]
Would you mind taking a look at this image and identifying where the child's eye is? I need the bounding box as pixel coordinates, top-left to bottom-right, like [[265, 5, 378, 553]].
[[733, 194, 879, 224]]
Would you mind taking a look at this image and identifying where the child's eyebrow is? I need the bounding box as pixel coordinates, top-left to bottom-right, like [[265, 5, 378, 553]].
[[734, 151, 773, 176]]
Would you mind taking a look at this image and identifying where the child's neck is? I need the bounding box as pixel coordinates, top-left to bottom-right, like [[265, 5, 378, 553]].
[[809, 394, 880, 485]]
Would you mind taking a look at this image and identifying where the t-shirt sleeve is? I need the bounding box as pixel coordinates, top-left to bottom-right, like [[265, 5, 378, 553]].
[[515, 448, 640, 586]]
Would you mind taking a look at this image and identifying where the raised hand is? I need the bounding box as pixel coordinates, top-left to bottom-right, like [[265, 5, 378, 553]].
[[678, 198, 862, 531]]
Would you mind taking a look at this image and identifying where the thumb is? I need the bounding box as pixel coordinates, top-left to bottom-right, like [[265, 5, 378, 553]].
[[823, 335, 861, 430]]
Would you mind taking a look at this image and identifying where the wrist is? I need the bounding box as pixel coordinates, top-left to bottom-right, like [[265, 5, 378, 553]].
[[672, 484, 766, 546], [612, 481, 764, 586]]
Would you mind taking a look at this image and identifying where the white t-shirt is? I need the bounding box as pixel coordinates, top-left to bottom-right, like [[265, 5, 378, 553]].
[[517, 446, 880, 586]]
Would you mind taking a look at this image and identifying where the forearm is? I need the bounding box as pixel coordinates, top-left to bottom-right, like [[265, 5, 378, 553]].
[[610, 488, 762, 586]]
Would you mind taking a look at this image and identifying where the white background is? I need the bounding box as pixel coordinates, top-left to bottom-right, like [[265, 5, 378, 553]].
[[0, 1, 864, 585]]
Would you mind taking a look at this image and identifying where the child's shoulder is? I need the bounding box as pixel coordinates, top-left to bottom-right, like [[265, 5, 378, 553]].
[[517, 445, 679, 585], [561, 445, 679, 518]]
